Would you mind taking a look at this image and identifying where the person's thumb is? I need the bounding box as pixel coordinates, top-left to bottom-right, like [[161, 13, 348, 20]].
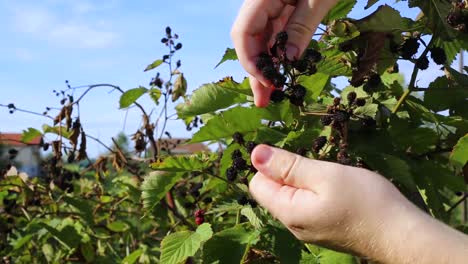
[[251, 144, 332, 191], [284, 0, 337, 61]]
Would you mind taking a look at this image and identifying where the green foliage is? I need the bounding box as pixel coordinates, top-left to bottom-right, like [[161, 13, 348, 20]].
[[120, 87, 148, 109]]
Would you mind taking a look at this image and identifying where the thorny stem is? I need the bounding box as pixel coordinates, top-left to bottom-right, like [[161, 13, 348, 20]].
[[392, 37, 435, 114]]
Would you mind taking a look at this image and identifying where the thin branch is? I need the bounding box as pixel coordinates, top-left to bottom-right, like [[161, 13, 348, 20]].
[[448, 193, 468, 213]]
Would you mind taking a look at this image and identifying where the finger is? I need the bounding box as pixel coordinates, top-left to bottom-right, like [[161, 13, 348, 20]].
[[250, 75, 272, 107], [231, 0, 287, 86], [249, 172, 318, 224], [284, 0, 337, 60], [251, 144, 345, 192]]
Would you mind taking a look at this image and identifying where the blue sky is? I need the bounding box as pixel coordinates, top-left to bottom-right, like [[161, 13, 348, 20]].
[[0, 1, 459, 157]]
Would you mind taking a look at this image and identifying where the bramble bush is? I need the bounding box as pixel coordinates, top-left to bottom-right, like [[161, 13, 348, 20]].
[[1, 1, 468, 263]]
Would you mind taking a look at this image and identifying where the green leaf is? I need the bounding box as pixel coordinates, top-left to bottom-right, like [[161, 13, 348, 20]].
[[107, 221, 130, 232], [257, 101, 299, 126], [39, 224, 82, 250], [323, 0, 357, 24], [355, 5, 415, 32], [190, 107, 262, 143], [144, 59, 163, 72], [202, 224, 259, 264], [450, 134, 468, 171], [119, 87, 148, 109], [215, 48, 238, 68], [151, 153, 215, 172], [297, 72, 330, 104], [141, 171, 184, 210], [241, 207, 264, 229], [354, 103, 378, 118], [42, 125, 72, 139], [63, 196, 93, 224], [176, 78, 248, 118], [365, 0, 380, 9], [81, 242, 96, 263], [149, 88, 162, 105], [319, 249, 357, 264], [21, 128, 42, 143], [424, 77, 468, 113], [12, 234, 33, 251], [160, 223, 213, 264], [122, 249, 144, 264], [408, 0, 455, 39], [263, 225, 303, 264]]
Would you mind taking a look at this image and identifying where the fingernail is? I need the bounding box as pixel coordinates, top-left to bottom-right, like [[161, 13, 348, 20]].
[[286, 44, 299, 61], [254, 145, 273, 165]]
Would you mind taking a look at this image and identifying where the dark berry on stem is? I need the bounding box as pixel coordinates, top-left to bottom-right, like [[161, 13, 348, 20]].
[[416, 56, 429, 70], [367, 74, 381, 88], [430, 47, 447, 65], [245, 141, 257, 154], [304, 49, 322, 63], [248, 199, 257, 208], [347, 92, 357, 104], [400, 38, 420, 60], [338, 41, 353, 52], [313, 136, 327, 153], [288, 84, 307, 106], [275, 31, 288, 49], [226, 167, 238, 182], [175, 43, 183, 50], [320, 115, 333, 126], [262, 66, 277, 80], [333, 111, 350, 123], [231, 149, 243, 160], [233, 157, 248, 171], [333, 97, 341, 106], [296, 148, 308, 156], [203, 197, 213, 204], [256, 53, 274, 70], [272, 74, 286, 88], [237, 195, 249, 206], [233, 132, 244, 145], [355, 98, 366, 107], [293, 59, 309, 72], [270, 89, 286, 103]]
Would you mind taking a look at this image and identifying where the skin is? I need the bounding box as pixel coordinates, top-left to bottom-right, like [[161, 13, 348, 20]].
[[231, 1, 468, 262]]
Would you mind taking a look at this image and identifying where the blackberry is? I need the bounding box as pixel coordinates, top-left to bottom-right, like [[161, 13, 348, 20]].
[[312, 136, 327, 153], [161, 38, 168, 43], [430, 47, 447, 65], [245, 141, 257, 154], [233, 157, 248, 171], [350, 77, 364, 88], [333, 111, 350, 123], [231, 149, 243, 160], [400, 38, 420, 60], [262, 66, 277, 80], [256, 53, 274, 70], [288, 84, 307, 106], [293, 59, 309, 72], [226, 167, 238, 182], [367, 74, 381, 88], [347, 92, 357, 104], [237, 195, 249, 205], [416, 56, 429, 70], [333, 97, 341, 106], [275, 31, 288, 49], [175, 43, 183, 50], [270, 89, 286, 103], [355, 98, 366, 107], [338, 41, 353, 52], [272, 74, 286, 88], [304, 49, 322, 63], [337, 150, 352, 165], [165, 26, 172, 36], [296, 148, 308, 157], [447, 10, 463, 27], [320, 115, 333, 126], [248, 199, 258, 208], [308, 64, 318, 75], [232, 132, 244, 145], [203, 197, 213, 204]]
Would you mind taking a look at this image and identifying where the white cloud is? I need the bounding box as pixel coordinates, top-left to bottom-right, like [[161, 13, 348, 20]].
[[10, 3, 118, 49]]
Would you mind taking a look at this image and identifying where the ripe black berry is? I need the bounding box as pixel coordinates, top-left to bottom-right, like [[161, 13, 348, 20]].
[[313, 136, 327, 153], [355, 98, 366, 107], [237, 195, 249, 205], [367, 74, 381, 88], [430, 47, 447, 65], [256, 53, 274, 70], [226, 167, 238, 182], [203, 197, 213, 204], [272, 74, 286, 88], [296, 148, 308, 156], [400, 38, 420, 60], [337, 150, 352, 165], [261, 66, 277, 80], [233, 157, 248, 171], [416, 56, 429, 70], [270, 89, 286, 103], [275, 31, 288, 49], [232, 132, 244, 145], [245, 141, 257, 154], [231, 149, 243, 160], [288, 84, 307, 106], [293, 59, 309, 72], [320, 115, 333, 126], [248, 199, 257, 208], [347, 92, 357, 104], [333, 97, 341, 106], [304, 49, 322, 63], [338, 41, 353, 52], [333, 111, 350, 123]]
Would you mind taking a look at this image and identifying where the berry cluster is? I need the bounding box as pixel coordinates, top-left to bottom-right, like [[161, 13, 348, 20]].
[[390, 37, 447, 70], [226, 133, 257, 182], [447, 2, 468, 33], [255, 31, 322, 106]]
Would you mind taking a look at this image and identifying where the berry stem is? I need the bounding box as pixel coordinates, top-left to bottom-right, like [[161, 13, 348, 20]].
[[392, 37, 435, 114]]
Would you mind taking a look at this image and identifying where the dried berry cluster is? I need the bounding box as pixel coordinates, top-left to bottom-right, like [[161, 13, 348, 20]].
[[447, 2, 468, 33], [256, 31, 323, 106]]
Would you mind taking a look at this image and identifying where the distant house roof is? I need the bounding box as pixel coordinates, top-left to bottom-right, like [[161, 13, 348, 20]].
[[159, 138, 209, 154], [0, 133, 42, 147]]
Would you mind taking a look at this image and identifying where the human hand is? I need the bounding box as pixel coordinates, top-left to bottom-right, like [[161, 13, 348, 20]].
[[231, 0, 337, 107], [249, 144, 468, 263]]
